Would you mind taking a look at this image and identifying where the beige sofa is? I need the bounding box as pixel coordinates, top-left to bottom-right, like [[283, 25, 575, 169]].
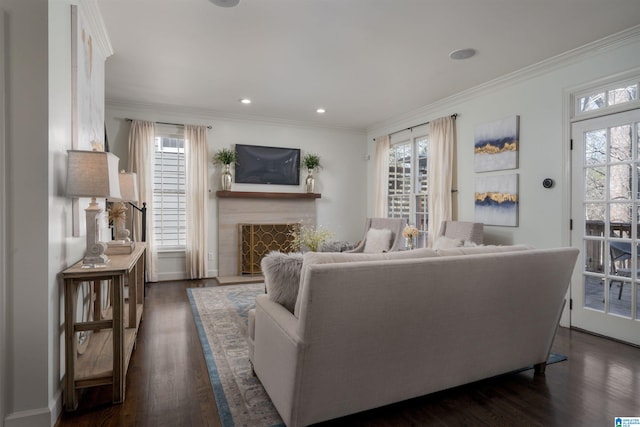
[[248, 246, 579, 427]]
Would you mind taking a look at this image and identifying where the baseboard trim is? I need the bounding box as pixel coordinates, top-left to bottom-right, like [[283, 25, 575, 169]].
[[156, 271, 187, 282], [4, 400, 57, 427]]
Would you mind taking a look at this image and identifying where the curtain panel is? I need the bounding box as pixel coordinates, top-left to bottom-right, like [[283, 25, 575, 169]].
[[373, 135, 390, 218], [184, 125, 209, 279], [427, 116, 456, 247], [128, 120, 158, 282]]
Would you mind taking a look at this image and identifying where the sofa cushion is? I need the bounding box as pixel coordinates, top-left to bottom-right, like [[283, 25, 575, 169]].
[[261, 251, 304, 313], [294, 248, 438, 317], [432, 235, 463, 250], [363, 228, 392, 253], [436, 244, 534, 256]]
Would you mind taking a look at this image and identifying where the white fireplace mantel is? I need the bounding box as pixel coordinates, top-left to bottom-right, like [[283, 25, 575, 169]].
[[216, 190, 321, 200]]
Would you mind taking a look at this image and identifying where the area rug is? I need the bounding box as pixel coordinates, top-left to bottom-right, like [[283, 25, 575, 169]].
[[187, 283, 284, 427], [188, 283, 568, 427]]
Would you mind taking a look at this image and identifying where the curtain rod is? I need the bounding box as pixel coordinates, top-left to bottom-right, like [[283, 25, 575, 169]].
[[373, 113, 457, 141], [125, 118, 212, 130]]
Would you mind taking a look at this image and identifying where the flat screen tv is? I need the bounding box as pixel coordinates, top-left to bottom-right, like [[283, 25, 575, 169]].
[[234, 144, 301, 185]]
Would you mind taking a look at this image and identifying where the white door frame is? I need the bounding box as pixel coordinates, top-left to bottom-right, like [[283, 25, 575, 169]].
[[563, 69, 640, 339]]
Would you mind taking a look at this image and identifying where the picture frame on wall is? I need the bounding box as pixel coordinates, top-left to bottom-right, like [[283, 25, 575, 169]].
[[474, 173, 519, 227], [71, 4, 108, 237], [474, 115, 519, 173]]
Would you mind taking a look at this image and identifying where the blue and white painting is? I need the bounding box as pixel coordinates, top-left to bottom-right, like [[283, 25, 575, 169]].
[[474, 116, 519, 172], [475, 174, 519, 227]]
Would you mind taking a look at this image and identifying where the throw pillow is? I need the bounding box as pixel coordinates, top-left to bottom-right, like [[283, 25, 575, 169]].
[[318, 240, 357, 252], [363, 228, 392, 253], [432, 236, 463, 250], [260, 251, 304, 313]]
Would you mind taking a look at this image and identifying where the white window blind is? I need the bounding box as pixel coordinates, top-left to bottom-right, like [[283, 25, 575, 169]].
[[387, 135, 429, 236], [153, 135, 186, 249]]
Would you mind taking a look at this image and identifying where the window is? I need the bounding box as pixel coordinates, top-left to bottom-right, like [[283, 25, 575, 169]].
[[387, 134, 429, 236], [153, 133, 186, 249], [576, 80, 639, 116]]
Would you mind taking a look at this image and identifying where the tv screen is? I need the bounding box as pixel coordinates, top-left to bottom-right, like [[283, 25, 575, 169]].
[[234, 144, 301, 185]]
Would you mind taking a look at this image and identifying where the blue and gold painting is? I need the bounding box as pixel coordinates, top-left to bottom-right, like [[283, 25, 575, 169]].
[[474, 115, 519, 172], [475, 174, 519, 227]]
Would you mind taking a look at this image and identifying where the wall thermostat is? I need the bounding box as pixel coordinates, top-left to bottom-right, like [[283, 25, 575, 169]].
[[542, 178, 554, 189]]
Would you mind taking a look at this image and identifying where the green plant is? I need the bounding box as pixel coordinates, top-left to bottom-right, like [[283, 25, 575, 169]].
[[288, 224, 334, 252], [212, 148, 237, 165], [302, 153, 321, 171]]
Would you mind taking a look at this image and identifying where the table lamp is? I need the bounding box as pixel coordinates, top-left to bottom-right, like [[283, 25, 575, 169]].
[[107, 171, 139, 254], [66, 149, 122, 265]]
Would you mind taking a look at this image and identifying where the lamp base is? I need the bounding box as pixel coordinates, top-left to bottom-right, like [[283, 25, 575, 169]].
[[83, 241, 110, 265]]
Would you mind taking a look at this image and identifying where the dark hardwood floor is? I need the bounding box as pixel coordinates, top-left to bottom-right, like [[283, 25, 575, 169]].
[[56, 280, 640, 427]]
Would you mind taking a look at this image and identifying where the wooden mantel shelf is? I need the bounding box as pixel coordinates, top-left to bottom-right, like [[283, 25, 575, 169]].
[[216, 191, 321, 199]]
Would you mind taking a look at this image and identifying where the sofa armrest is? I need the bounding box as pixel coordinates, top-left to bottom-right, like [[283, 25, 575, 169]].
[[253, 294, 303, 425], [254, 294, 301, 345]]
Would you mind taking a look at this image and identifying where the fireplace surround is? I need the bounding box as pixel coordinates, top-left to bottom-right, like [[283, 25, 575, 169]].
[[216, 191, 320, 277]]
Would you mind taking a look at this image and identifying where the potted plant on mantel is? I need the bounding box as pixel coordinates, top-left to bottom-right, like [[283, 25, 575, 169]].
[[212, 148, 237, 191], [302, 153, 321, 193]]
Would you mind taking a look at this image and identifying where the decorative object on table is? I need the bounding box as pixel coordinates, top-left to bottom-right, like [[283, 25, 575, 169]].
[[402, 224, 419, 250], [474, 173, 519, 226], [474, 115, 519, 172], [212, 147, 237, 191], [107, 171, 139, 254], [288, 224, 334, 252], [302, 153, 321, 193], [66, 149, 122, 265]]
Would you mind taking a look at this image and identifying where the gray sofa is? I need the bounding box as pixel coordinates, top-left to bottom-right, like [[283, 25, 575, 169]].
[[248, 245, 579, 427]]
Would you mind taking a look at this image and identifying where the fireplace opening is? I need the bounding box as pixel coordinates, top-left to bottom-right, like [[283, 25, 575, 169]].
[[239, 223, 299, 275]]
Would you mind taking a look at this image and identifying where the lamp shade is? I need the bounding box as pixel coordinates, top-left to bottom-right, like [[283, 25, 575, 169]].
[[66, 150, 122, 199], [117, 172, 139, 203]]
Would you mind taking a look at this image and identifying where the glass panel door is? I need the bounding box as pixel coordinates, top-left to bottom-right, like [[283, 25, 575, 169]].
[[571, 109, 640, 345]]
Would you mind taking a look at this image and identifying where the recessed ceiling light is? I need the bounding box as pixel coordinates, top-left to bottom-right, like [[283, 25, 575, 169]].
[[240, 98, 251, 104], [449, 48, 477, 60], [209, 0, 240, 7], [316, 108, 326, 114]]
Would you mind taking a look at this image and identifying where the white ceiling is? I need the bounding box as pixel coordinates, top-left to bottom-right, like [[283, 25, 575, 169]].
[[97, 0, 640, 130]]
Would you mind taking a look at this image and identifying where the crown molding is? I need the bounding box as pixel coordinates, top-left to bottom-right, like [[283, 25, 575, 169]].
[[105, 98, 366, 136], [367, 24, 640, 137], [77, 0, 113, 59]]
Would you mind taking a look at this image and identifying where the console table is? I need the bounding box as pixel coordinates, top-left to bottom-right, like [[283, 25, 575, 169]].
[[62, 243, 146, 411]]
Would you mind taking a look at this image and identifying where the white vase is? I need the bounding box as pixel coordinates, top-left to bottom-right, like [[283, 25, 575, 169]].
[[305, 171, 315, 193], [221, 164, 232, 191]]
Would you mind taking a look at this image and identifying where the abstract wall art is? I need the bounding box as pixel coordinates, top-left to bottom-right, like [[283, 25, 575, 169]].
[[71, 4, 108, 236], [474, 174, 519, 227], [474, 115, 519, 172]]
